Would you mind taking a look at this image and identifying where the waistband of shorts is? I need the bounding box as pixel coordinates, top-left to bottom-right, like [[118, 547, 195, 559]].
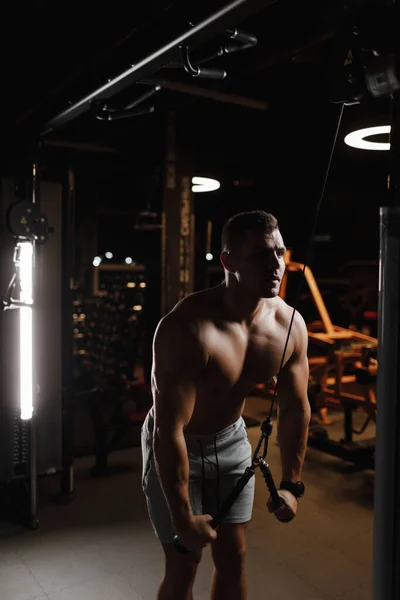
[[184, 416, 244, 445], [144, 406, 244, 446]]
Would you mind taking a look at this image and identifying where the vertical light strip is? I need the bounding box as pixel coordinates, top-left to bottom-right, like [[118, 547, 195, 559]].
[[19, 241, 34, 420]]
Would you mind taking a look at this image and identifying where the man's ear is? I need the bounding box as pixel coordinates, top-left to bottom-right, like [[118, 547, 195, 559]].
[[220, 251, 235, 273]]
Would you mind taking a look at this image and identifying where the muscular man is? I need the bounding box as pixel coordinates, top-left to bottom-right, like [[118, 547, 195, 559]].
[[141, 210, 311, 600]]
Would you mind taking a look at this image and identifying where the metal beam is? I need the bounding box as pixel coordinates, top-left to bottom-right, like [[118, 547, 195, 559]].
[[140, 78, 268, 110], [41, 0, 277, 135], [43, 140, 119, 154]]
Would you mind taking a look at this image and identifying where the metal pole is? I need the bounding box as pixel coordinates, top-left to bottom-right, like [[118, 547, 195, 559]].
[[161, 211, 167, 316], [60, 169, 75, 499], [373, 91, 400, 600], [206, 220, 213, 254], [29, 160, 38, 529], [41, 0, 277, 135]]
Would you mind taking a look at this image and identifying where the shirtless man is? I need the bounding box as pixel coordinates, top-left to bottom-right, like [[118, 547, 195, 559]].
[[141, 210, 311, 600]]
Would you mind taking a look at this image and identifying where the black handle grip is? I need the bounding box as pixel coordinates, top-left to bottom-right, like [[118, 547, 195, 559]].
[[173, 536, 190, 554], [226, 28, 257, 46], [196, 67, 227, 79], [224, 28, 258, 53], [181, 45, 227, 80], [173, 467, 255, 554], [258, 459, 294, 524], [258, 458, 281, 506], [270, 483, 282, 511]]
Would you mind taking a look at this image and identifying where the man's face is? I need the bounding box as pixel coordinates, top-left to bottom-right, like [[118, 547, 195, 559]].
[[222, 229, 287, 298]]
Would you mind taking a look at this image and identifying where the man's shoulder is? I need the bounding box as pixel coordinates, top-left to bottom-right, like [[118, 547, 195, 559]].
[[275, 297, 306, 327], [166, 286, 221, 324], [156, 287, 220, 340], [274, 298, 308, 350], [175, 286, 220, 312], [154, 294, 213, 370]]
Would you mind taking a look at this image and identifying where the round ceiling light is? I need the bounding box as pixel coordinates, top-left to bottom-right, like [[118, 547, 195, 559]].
[[192, 176, 220, 193], [344, 125, 391, 151]]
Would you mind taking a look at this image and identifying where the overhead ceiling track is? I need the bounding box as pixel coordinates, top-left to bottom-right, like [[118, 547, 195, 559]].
[[41, 0, 278, 136]]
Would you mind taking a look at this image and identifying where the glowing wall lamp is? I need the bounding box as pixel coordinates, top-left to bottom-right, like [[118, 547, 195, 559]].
[[192, 176, 220, 193], [4, 197, 48, 424], [18, 241, 34, 420], [93, 256, 102, 267], [344, 125, 391, 151]]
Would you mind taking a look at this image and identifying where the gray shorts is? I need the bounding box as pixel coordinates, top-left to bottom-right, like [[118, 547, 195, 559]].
[[141, 407, 255, 543]]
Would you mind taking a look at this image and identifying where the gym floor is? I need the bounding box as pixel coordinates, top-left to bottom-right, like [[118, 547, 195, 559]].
[[0, 395, 374, 600]]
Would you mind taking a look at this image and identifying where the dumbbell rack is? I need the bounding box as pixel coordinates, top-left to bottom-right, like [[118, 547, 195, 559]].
[[72, 267, 149, 472]]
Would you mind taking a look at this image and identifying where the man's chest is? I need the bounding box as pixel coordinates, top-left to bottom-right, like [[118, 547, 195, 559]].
[[204, 322, 294, 389]]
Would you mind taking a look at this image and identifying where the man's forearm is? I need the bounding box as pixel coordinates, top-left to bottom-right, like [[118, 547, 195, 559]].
[[153, 432, 192, 528], [278, 405, 310, 482]]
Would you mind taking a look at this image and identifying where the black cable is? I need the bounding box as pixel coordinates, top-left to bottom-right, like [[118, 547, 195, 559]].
[[267, 103, 345, 423]]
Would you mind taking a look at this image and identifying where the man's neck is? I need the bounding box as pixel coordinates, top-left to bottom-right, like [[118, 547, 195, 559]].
[[220, 280, 271, 325]]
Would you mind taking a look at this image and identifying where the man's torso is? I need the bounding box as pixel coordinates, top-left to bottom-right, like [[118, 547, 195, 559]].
[[164, 286, 296, 434]]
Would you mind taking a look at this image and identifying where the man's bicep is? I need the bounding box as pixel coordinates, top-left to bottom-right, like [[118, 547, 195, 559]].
[[153, 371, 198, 434], [152, 316, 207, 434], [278, 312, 309, 412], [278, 354, 309, 411]]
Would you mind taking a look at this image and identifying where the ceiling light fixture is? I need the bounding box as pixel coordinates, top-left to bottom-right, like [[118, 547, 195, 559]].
[[192, 176, 220, 193], [344, 125, 391, 151]]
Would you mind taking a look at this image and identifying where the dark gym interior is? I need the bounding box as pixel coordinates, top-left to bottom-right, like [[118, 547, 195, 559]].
[[1, 1, 399, 599]]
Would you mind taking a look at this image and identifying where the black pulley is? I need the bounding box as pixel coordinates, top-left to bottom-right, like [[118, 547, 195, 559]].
[[365, 54, 400, 98], [7, 200, 50, 243], [328, 30, 366, 105]]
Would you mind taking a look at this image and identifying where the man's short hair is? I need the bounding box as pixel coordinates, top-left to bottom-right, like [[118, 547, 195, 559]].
[[221, 210, 279, 252]]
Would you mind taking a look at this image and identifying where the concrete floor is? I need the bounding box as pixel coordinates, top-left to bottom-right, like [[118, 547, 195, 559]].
[[0, 397, 374, 600]]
